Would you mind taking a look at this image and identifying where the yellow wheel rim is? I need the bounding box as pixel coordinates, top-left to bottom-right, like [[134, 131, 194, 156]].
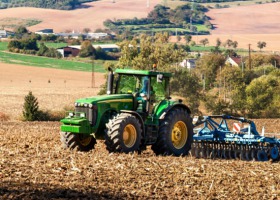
[[123, 124, 137, 148], [79, 135, 92, 146], [172, 121, 188, 149]]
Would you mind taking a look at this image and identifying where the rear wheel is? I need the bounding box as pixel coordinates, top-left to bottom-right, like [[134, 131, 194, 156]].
[[151, 108, 193, 156], [105, 113, 142, 153], [60, 132, 96, 151]]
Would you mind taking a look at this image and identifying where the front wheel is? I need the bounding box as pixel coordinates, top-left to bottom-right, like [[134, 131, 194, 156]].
[[151, 108, 193, 156], [105, 113, 142, 153], [60, 132, 96, 151]]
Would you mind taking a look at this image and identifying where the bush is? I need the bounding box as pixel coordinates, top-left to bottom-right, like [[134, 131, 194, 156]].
[[22, 91, 39, 121]]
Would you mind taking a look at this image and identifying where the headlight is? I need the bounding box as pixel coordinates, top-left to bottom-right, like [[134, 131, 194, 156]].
[[69, 112, 74, 117], [80, 113, 86, 118], [89, 104, 93, 108], [74, 102, 78, 106], [84, 103, 88, 107]]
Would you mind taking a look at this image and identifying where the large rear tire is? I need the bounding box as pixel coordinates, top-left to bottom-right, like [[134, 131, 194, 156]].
[[105, 113, 142, 153], [151, 108, 193, 156], [60, 132, 96, 151]]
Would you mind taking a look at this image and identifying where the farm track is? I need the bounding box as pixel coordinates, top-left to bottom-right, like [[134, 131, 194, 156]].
[[1, 121, 280, 199]]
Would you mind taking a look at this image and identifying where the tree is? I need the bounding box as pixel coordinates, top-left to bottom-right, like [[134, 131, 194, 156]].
[[246, 74, 280, 117], [257, 41, 266, 51], [224, 39, 232, 48], [184, 35, 192, 44], [199, 38, 209, 47], [79, 40, 95, 57], [22, 91, 39, 121], [171, 69, 202, 114], [117, 33, 187, 70], [195, 53, 226, 89], [14, 25, 28, 39], [37, 42, 48, 56], [216, 38, 221, 47], [83, 28, 91, 33], [232, 41, 238, 49], [177, 35, 182, 42]]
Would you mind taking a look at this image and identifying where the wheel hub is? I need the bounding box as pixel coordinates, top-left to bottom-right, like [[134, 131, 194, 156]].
[[123, 124, 137, 148], [79, 135, 92, 146], [172, 121, 188, 149]]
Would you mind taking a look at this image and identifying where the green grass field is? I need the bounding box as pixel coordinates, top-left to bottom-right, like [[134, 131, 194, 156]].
[[0, 41, 105, 72]]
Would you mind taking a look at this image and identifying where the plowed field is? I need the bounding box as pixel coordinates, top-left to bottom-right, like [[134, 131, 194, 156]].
[[1, 121, 280, 199]]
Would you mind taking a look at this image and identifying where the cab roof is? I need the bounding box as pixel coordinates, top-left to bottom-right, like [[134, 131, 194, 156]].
[[115, 68, 172, 77]]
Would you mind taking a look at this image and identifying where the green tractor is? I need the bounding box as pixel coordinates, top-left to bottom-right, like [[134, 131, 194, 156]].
[[60, 68, 193, 156]]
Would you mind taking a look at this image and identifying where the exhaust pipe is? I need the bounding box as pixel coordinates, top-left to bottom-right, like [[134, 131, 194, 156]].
[[107, 67, 114, 95]]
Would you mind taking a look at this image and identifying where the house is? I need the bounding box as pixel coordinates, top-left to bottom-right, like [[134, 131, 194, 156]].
[[226, 56, 242, 67], [0, 30, 7, 38], [56, 32, 81, 39], [179, 59, 197, 69], [86, 32, 109, 39], [70, 44, 119, 52], [57, 46, 80, 58], [35, 29, 54, 35]]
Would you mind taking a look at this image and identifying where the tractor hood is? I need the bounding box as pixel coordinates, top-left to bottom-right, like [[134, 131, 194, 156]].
[[75, 94, 134, 105]]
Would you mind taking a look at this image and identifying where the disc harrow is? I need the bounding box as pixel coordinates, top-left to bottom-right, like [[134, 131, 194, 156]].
[[192, 115, 280, 162]]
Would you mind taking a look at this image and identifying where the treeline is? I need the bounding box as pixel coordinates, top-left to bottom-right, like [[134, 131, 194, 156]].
[[104, 4, 211, 36], [8, 39, 62, 58], [0, 0, 96, 10]]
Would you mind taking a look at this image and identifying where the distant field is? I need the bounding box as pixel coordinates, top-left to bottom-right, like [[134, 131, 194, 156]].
[[0, 0, 161, 32], [0, 17, 41, 28], [0, 42, 105, 72], [207, 2, 280, 34]]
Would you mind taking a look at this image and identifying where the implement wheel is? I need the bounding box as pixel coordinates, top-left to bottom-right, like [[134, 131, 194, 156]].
[[270, 146, 279, 161], [60, 132, 96, 151], [151, 108, 193, 156], [105, 113, 142, 153]]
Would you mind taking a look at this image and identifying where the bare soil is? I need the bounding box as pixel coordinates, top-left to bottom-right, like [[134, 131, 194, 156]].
[[1, 121, 280, 199], [0, 0, 161, 33], [207, 3, 280, 35]]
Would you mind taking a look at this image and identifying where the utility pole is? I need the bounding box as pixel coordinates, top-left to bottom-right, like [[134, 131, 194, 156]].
[[190, 0, 194, 34], [248, 44, 252, 70], [219, 65, 221, 99], [91, 57, 95, 88]]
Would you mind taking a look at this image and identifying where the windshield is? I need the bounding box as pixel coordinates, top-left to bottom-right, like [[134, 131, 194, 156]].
[[116, 74, 142, 94], [116, 74, 169, 102]]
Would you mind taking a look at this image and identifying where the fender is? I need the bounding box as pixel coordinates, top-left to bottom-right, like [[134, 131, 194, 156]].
[[159, 104, 191, 120]]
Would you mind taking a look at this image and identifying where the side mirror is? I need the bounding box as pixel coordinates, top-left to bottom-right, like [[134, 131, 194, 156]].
[[157, 74, 163, 83]]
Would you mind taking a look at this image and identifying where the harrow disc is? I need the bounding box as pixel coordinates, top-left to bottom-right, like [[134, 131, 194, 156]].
[[240, 150, 247, 161], [257, 150, 268, 162], [270, 146, 279, 160], [245, 150, 252, 161]]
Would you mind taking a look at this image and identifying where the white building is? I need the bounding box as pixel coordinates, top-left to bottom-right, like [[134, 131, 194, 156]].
[[0, 30, 7, 38], [179, 59, 196, 69]]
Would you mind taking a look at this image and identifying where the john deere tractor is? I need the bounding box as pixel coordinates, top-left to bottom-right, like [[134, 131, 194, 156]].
[[60, 68, 193, 156]]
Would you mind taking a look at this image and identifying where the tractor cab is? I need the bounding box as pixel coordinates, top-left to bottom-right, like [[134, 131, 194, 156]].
[[108, 68, 172, 116]]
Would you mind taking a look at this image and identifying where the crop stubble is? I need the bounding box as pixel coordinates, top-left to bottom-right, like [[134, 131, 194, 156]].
[[1, 121, 280, 199]]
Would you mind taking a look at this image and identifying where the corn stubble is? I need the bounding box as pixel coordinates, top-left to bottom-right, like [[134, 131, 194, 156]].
[[1, 121, 280, 199]]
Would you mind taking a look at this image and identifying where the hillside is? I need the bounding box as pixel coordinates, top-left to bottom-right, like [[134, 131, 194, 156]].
[[0, 0, 161, 32], [0, 0, 96, 10], [207, 2, 280, 34]]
